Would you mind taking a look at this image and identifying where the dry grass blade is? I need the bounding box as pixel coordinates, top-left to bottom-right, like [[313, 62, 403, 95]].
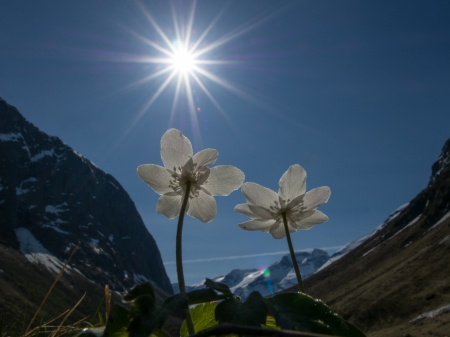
[[49, 292, 86, 337], [24, 242, 80, 335], [24, 310, 70, 337], [104, 285, 111, 323]]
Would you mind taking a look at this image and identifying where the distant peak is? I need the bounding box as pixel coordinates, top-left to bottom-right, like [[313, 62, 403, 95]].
[[431, 137, 450, 182]]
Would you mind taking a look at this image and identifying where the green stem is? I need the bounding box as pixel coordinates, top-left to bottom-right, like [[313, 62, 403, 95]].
[[282, 213, 305, 293], [176, 181, 195, 335]]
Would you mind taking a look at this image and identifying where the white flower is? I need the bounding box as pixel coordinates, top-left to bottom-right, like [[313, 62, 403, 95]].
[[235, 164, 330, 239], [138, 128, 245, 223]]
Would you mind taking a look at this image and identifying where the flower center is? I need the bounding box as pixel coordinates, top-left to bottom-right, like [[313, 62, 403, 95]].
[[168, 164, 207, 197], [269, 198, 306, 218]]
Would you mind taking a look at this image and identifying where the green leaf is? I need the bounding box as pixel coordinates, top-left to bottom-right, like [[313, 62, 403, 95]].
[[162, 293, 189, 319], [268, 293, 366, 337], [123, 283, 156, 303], [262, 316, 280, 330], [180, 302, 218, 337], [151, 328, 170, 337], [186, 288, 227, 305], [204, 278, 233, 297], [104, 305, 130, 337], [127, 295, 166, 337], [97, 312, 105, 326], [215, 291, 268, 327]]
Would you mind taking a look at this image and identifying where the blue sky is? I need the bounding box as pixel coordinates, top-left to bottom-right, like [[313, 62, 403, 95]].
[[1, 1, 450, 285]]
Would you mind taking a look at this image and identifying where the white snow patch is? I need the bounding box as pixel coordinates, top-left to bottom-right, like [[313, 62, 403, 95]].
[[362, 244, 381, 257], [109, 234, 114, 243], [15, 227, 72, 274], [122, 236, 131, 240], [0, 269, 4, 273], [134, 273, 150, 284], [89, 238, 103, 254], [1, 132, 33, 157], [30, 150, 55, 162], [16, 187, 29, 195], [97, 231, 105, 238], [318, 204, 411, 271], [0, 200, 4, 205], [0, 133, 22, 142], [410, 303, 450, 322], [439, 235, 450, 245], [425, 211, 450, 234], [108, 181, 120, 190], [41, 225, 71, 235], [29, 205, 37, 209], [45, 204, 68, 214], [433, 153, 450, 179], [16, 177, 38, 196], [318, 233, 372, 271], [387, 215, 421, 242]]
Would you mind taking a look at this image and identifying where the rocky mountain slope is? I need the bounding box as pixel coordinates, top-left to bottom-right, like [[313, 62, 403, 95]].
[[174, 248, 330, 299], [0, 97, 172, 295], [303, 137, 450, 336]]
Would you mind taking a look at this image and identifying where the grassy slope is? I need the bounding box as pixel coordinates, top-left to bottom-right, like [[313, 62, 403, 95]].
[[0, 244, 107, 332], [304, 213, 450, 336]]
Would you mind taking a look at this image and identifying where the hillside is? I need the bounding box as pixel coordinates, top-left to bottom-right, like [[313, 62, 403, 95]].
[[303, 138, 450, 336]]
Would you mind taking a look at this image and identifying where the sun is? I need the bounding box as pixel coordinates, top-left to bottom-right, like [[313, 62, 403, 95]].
[[171, 42, 195, 74], [111, 0, 282, 148]]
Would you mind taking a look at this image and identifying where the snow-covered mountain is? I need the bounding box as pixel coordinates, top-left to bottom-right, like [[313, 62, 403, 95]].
[[0, 97, 172, 294], [173, 249, 330, 298]]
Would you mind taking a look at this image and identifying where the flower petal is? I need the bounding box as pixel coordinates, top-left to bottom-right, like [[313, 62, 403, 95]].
[[247, 204, 276, 220], [234, 203, 259, 219], [202, 166, 245, 196], [289, 209, 316, 222], [238, 218, 276, 232], [278, 164, 307, 202], [269, 219, 296, 239], [137, 164, 174, 195], [156, 194, 183, 219], [160, 129, 193, 171], [294, 210, 329, 230], [303, 186, 331, 210], [193, 149, 218, 168], [187, 190, 217, 223], [241, 182, 278, 209]]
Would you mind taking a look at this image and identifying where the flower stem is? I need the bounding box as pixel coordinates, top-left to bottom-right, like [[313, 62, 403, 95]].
[[282, 213, 305, 293], [176, 181, 195, 335]]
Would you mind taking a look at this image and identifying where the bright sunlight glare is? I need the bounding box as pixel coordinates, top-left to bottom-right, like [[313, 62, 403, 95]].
[[171, 43, 195, 74], [109, 0, 287, 152]]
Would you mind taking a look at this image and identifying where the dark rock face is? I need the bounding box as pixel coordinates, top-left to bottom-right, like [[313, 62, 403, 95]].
[[0, 97, 173, 294]]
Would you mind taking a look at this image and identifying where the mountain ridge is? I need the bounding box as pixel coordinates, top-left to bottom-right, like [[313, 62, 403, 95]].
[[302, 137, 450, 336], [0, 97, 173, 294], [173, 248, 330, 298]]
